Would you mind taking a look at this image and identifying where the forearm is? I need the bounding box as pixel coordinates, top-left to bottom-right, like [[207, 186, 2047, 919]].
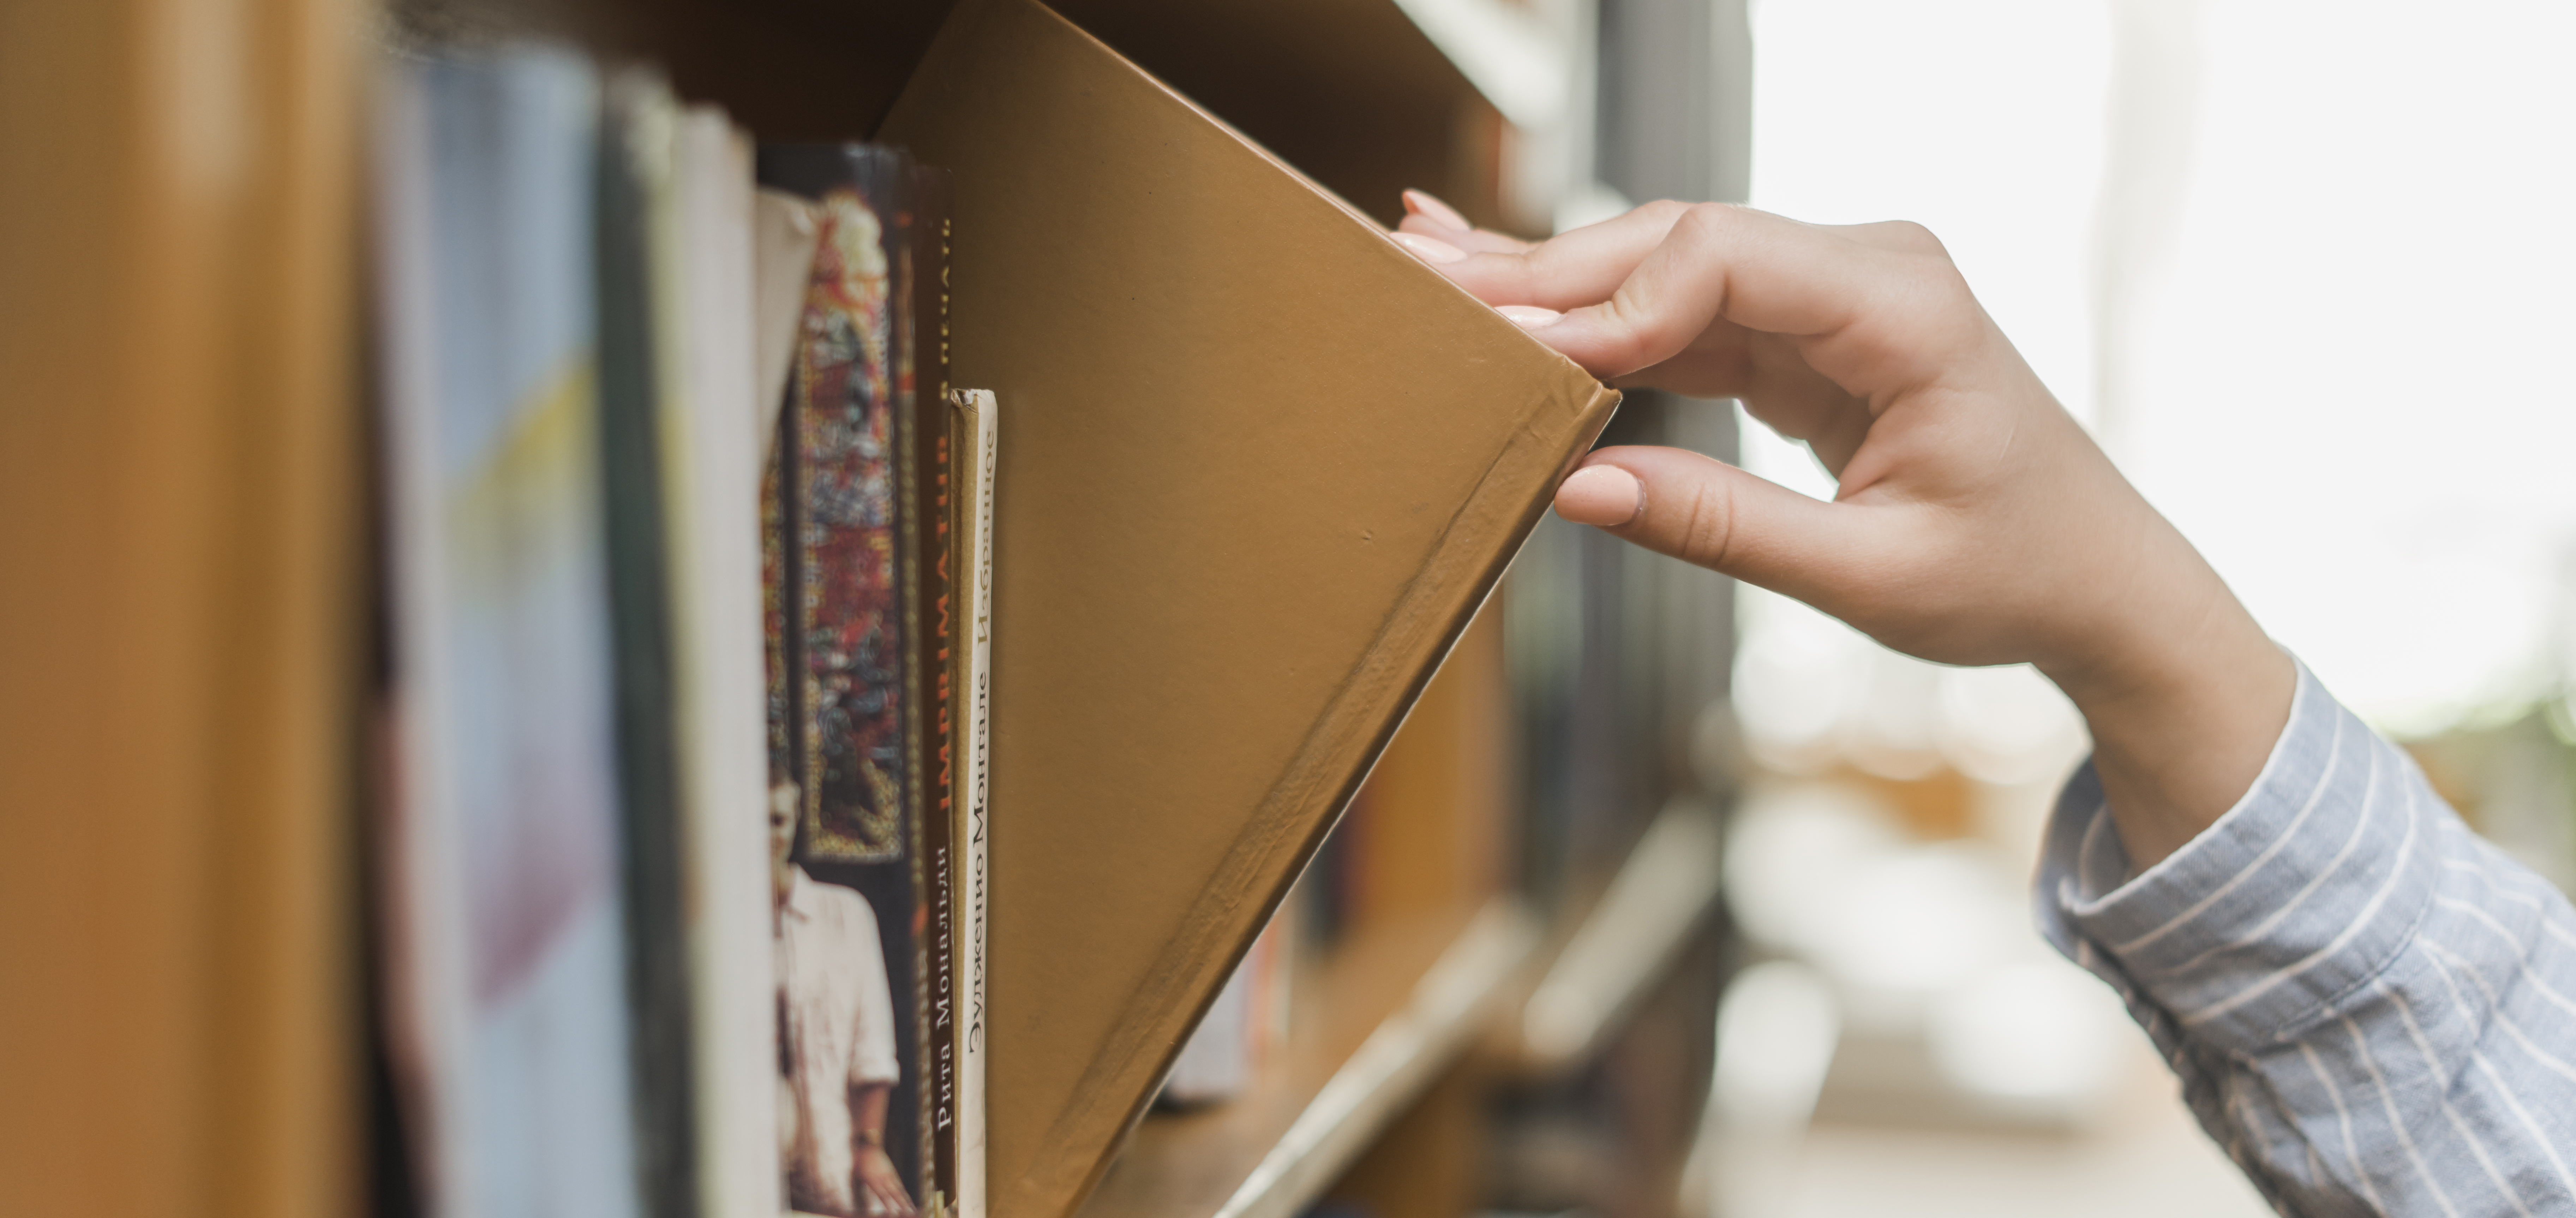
[[2039, 510, 2294, 871], [2037, 665, 2576, 1214], [850, 1083, 889, 1149]]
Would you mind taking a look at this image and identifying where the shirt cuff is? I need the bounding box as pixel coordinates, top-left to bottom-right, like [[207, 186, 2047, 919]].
[[2034, 657, 2439, 1057]]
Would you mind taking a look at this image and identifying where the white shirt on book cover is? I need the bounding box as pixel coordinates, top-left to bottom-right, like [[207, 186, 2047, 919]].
[[778, 865, 900, 1215]]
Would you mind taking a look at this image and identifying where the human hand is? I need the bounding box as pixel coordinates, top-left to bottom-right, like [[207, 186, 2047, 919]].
[[1396, 191, 2292, 867], [854, 1144, 916, 1217]]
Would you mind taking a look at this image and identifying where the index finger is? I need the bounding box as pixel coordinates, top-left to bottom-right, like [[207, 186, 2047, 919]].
[[1418, 199, 1697, 310], [1521, 204, 1983, 395]]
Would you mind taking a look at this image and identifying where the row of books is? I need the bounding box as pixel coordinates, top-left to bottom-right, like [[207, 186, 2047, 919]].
[[1512, 392, 1737, 914], [359, 0, 1633, 1211], [372, 44, 992, 1218]]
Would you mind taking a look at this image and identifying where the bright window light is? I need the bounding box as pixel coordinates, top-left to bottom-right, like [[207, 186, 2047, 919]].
[[1742, 0, 2576, 735]]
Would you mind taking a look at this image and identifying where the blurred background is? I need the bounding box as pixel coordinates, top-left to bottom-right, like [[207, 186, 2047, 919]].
[[1702, 0, 2576, 1215]]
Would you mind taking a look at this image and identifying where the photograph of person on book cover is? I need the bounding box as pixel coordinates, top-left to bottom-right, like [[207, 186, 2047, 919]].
[[771, 781, 917, 1218]]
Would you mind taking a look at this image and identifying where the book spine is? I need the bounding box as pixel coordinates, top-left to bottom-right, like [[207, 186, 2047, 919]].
[[910, 166, 961, 1218], [372, 58, 471, 1211], [952, 387, 997, 1218], [869, 152, 934, 1215], [598, 70, 699, 1218], [669, 109, 779, 1218]]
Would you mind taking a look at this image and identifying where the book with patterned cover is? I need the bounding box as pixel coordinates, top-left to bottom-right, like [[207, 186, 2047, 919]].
[[757, 142, 969, 1218]]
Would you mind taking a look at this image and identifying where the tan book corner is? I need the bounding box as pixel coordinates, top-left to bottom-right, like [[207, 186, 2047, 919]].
[[877, 1, 1619, 1215]]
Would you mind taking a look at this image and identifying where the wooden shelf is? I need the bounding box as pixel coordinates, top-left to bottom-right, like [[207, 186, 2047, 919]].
[[1380, 0, 1568, 129], [1077, 901, 1536, 1218], [1074, 801, 1723, 1218], [1511, 801, 1726, 1074]]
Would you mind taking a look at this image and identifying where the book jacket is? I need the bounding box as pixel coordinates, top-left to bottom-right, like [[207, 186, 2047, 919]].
[[757, 142, 964, 1218], [375, 47, 645, 1218]]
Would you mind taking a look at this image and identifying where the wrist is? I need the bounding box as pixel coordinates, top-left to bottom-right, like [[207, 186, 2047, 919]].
[[2038, 553, 2293, 869], [2041, 585, 2261, 719]]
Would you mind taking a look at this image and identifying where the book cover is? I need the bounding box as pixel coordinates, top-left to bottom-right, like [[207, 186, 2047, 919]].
[[758, 143, 962, 1218], [374, 46, 644, 1218]]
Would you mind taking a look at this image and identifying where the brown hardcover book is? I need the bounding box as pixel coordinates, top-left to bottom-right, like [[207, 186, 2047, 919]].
[[876, 3, 1621, 1216]]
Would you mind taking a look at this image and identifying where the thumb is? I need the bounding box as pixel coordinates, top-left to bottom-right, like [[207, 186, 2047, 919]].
[[1553, 446, 1907, 610]]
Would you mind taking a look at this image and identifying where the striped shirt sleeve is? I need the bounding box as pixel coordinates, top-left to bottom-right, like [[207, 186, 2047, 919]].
[[2038, 659, 2576, 1217]]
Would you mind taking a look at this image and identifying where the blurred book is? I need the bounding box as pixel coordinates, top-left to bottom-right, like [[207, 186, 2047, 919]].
[[373, 46, 988, 1218], [753, 189, 825, 468], [1510, 395, 1736, 919], [1157, 911, 1294, 1108], [597, 70, 699, 1218], [636, 85, 784, 1218], [373, 45, 643, 1218]]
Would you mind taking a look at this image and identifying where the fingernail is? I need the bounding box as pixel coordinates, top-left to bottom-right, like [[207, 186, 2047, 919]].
[[1393, 232, 1466, 264], [1497, 305, 1562, 328], [1402, 188, 1472, 231], [1556, 465, 1643, 527]]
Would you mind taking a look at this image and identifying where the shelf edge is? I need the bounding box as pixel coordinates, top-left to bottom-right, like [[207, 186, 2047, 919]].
[[1384, 0, 1568, 129], [1210, 900, 1538, 1218], [1515, 800, 1726, 1073]]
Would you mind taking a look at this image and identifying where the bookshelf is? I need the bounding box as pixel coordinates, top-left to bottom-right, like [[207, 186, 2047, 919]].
[[1083, 902, 1534, 1218], [0, 1, 1748, 1217], [1515, 802, 1727, 1074]]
